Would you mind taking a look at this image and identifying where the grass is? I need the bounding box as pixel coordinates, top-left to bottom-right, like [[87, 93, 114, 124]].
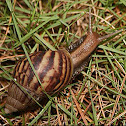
[[0, 0, 126, 125]]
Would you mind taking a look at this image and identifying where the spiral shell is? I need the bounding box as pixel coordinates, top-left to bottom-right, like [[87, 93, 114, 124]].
[[5, 49, 73, 114]]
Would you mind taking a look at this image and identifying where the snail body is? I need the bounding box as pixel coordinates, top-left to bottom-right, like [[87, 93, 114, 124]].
[[4, 9, 122, 114]]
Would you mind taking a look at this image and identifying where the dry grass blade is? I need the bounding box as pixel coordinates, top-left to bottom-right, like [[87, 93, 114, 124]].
[[107, 109, 126, 125], [55, 97, 62, 125], [109, 74, 126, 123], [70, 89, 88, 125], [0, 16, 12, 47], [96, 86, 105, 118], [0, 55, 24, 60]]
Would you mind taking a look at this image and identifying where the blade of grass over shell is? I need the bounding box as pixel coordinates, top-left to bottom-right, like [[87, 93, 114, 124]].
[[28, 100, 52, 126], [0, 66, 43, 109], [6, 2, 56, 102], [21, 43, 54, 99], [10, 10, 55, 91]]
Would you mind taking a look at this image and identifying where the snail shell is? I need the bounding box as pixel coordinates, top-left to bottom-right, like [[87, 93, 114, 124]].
[[5, 49, 73, 114]]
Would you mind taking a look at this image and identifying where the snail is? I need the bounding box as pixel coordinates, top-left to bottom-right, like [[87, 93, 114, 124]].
[[4, 9, 122, 114]]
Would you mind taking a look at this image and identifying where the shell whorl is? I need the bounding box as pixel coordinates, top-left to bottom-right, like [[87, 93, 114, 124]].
[[14, 49, 73, 95], [5, 49, 73, 114]]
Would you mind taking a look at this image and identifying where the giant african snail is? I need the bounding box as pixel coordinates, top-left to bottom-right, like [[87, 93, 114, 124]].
[[4, 8, 122, 114]]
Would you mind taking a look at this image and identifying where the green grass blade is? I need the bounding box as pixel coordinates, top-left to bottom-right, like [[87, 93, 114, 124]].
[[28, 100, 52, 126], [82, 71, 126, 99], [87, 80, 98, 125]]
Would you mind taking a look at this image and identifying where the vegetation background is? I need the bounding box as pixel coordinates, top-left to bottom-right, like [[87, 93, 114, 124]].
[[0, 0, 126, 125]]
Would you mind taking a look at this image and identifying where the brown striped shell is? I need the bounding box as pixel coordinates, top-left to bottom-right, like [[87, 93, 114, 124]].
[[5, 49, 73, 114]]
